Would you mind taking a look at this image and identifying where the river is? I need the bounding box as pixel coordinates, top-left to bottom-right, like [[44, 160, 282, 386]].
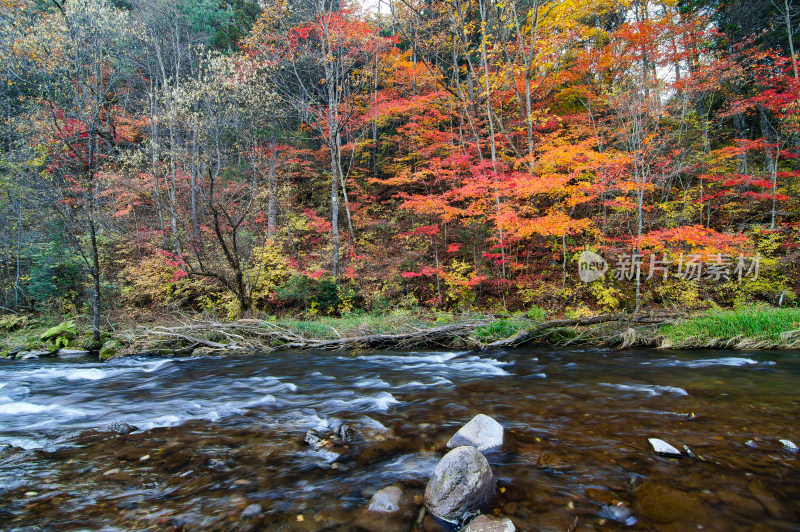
[[0, 348, 798, 530]]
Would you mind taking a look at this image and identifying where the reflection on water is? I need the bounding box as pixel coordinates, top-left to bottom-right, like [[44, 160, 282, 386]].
[[0, 347, 798, 530]]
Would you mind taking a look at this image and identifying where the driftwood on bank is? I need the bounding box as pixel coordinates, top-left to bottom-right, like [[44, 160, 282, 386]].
[[484, 313, 626, 349], [131, 319, 492, 353], [125, 312, 683, 355]]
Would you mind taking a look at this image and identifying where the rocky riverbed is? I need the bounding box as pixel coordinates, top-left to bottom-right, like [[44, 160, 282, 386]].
[[1, 347, 798, 530]]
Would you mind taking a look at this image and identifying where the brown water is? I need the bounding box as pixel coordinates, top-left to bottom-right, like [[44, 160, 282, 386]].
[[0, 348, 798, 531]]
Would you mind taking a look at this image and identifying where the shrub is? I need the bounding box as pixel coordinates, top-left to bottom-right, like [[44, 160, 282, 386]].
[[40, 319, 77, 348]]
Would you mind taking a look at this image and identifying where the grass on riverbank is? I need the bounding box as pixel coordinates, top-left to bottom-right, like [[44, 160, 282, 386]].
[[256, 312, 531, 342], [660, 306, 800, 349]]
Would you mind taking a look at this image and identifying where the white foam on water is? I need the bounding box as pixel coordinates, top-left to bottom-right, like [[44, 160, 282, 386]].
[[0, 401, 53, 414], [355, 352, 464, 364], [136, 414, 184, 430], [396, 381, 425, 389], [0, 436, 47, 450], [65, 368, 107, 381], [600, 383, 688, 397], [401, 356, 512, 376], [142, 360, 172, 372], [354, 377, 391, 389], [255, 394, 278, 405], [259, 378, 298, 393], [321, 391, 400, 413], [358, 416, 388, 431], [648, 357, 762, 368], [0, 401, 86, 417]]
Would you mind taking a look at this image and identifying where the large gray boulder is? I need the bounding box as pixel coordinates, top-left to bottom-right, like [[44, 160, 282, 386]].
[[424, 446, 495, 523], [462, 515, 516, 532], [446, 414, 505, 454]]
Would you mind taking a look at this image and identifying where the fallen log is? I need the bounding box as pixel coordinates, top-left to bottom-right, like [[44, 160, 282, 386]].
[[281, 322, 485, 350], [482, 312, 682, 349], [485, 313, 626, 349]]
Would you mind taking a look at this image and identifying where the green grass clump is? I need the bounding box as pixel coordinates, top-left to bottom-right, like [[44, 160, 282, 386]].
[[270, 311, 432, 340], [474, 318, 526, 341], [661, 306, 800, 347]]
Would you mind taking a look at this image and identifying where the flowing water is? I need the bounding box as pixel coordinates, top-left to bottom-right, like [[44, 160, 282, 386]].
[[0, 348, 798, 531]]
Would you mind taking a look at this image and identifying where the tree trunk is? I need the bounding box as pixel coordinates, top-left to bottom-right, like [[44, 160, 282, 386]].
[[329, 139, 341, 278], [267, 136, 278, 238]]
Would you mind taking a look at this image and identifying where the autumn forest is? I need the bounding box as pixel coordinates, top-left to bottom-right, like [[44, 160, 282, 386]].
[[1, 0, 799, 340]]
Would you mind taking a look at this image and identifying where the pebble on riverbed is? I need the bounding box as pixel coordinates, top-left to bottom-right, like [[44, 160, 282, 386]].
[[779, 439, 798, 453], [240, 503, 263, 520], [597, 504, 637, 526], [647, 438, 682, 457], [461, 514, 516, 532]]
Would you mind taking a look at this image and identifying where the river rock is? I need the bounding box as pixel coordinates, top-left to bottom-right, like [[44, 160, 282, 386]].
[[97, 421, 139, 434], [337, 423, 364, 443], [462, 515, 515, 532], [241, 503, 263, 520], [633, 482, 708, 524], [18, 350, 52, 360], [368, 486, 404, 512], [597, 505, 637, 526], [747, 479, 796, 520], [424, 446, 495, 523], [304, 428, 326, 447], [647, 438, 682, 457], [446, 414, 504, 454], [353, 486, 415, 532], [57, 348, 90, 357]]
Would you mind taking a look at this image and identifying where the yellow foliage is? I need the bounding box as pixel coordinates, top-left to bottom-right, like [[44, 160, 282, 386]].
[[250, 241, 291, 308]]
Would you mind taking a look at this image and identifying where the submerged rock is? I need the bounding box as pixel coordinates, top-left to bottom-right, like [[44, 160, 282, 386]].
[[424, 446, 494, 523], [597, 505, 637, 526], [368, 486, 404, 513], [446, 414, 504, 454], [633, 482, 708, 524], [647, 438, 682, 457], [747, 480, 797, 521], [241, 503, 263, 520], [462, 515, 515, 532], [353, 486, 415, 532], [337, 423, 364, 443], [304, 429, 326, 447]]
